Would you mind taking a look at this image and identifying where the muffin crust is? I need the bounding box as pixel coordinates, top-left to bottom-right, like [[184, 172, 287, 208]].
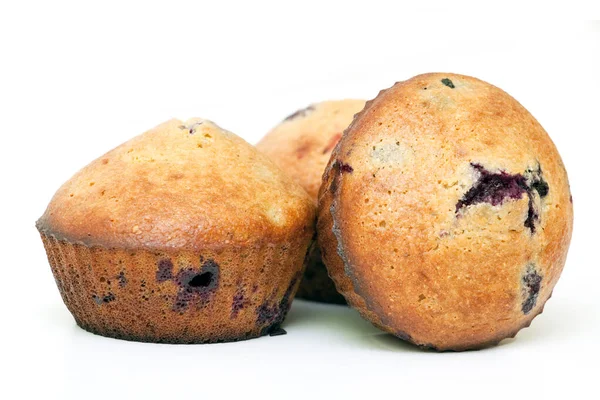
[[38, 119, 315, 343], [318, 74, 573, 350]]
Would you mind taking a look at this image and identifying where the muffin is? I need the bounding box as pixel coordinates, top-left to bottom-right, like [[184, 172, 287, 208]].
[[37, 118, 315, 343], [257, 100, 366, 304], [318, 73, 573, 351]]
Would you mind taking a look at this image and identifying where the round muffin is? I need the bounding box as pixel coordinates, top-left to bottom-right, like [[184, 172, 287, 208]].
[[257, 100, 366, 304], [37, 118, 315, 343], [318, 73, 573, 351]]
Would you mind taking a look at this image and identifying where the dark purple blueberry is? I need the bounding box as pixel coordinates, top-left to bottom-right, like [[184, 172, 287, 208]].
[[195, 259, 219, 290], [456, 163, 549, 233], [255, 274, 300, 330], [231, 288, 247, 319], [283, 105, 315, 122], [524, 197, 538, 233], [188, 271, 214, 288], [456, 164, 528, 212], [256, 302, 279, 326], [117, 271, 127, 287], [156, 259, 173, 282], [173, 288, 196, 312], [103, 293, 115, 303], [92, 293, 115, 304], [180, 121, 203, 135], [172, 259, 220, 312], [441, 78, 455, 88], [522, 265, 542, 314], [339, 162, 353, 174], [532, 179, 549, 197], [526, 164, 549, 198]]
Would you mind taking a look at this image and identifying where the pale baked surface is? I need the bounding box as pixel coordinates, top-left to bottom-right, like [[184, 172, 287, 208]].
[[38, 119, 314, 250], [257, 100, 365, 303], [318, 73, 573, 350], [37, 119, 315, 343], [257, 100, 366, 200]]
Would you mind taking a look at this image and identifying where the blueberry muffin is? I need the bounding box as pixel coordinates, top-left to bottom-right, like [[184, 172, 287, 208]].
[[257, 100, 366, 304], [37, 118, 315, 343], [318, 74, 573, 350]]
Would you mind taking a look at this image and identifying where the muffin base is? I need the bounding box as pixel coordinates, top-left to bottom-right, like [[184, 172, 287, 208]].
[[40, 232, 307, 344], [75, 318, 271, 344]]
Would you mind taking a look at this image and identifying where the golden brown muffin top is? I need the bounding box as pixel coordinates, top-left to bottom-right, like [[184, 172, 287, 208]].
[[257, 100, 365, 201], [37, 119, 315, 251], [318, 73, 573, 350]]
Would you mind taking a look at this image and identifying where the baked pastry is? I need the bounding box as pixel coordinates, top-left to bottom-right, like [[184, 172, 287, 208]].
[[318, 73, 573, 350], [257, 100, 365, 303], [37, 118, 315, 343]]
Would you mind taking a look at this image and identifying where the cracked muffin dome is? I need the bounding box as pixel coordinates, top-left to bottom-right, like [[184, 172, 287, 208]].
[[318, 73, 573, 351], [257, 100, 366, 304], [37, 118, 315, 343]]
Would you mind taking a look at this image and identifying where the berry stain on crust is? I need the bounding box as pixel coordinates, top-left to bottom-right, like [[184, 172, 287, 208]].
[[339, 162, 354, 174], [328, 160, 354, 195], [255, 273, 300, 334], [333, 159, 354, 174], [522, 265, 542, 314], [179, 121, 204, 135], [441, 78, 455, 88], [155, 258, 220, 312], [526, 164, 549, 198], [283, 105, 315, 122], [173, 259, 220, 312], [93, 292, 115, 305], [231, 286, 249, 319], [117, 271, 127, 287], [456, 164, 528, 211], [456, 163, 550, 233], [156, 259, 173, 282]]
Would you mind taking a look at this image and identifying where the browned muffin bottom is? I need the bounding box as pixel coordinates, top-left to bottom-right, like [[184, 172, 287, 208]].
[[38, 118, 315, 343], [40, 239, 306, 343], [318, 74, 573, 351], [257, 100, 365, 304]]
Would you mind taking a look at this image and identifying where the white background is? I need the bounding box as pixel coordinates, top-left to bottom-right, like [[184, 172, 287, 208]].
[[1, 2, 599, 399]]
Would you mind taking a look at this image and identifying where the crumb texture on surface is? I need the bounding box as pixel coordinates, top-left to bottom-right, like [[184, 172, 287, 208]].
[[37, 118, 315, 343], [318, 73, 573, 350], [38, 118, 314, 250]]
